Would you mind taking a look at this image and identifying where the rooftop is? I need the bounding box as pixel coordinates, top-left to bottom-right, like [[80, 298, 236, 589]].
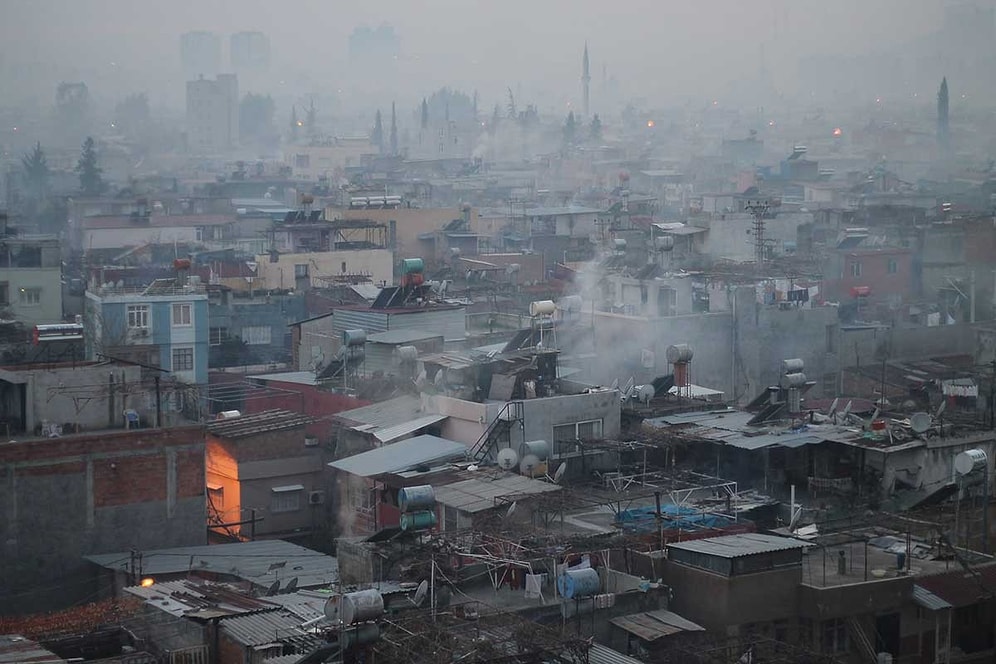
[[86, 540, 338, 589], [207, 409, 314, 438], [668, 533, 808, 558], [328, 434, 468, 478], [367, 329, 445, 345], [609, 609, 705, 642], [432, 473, 561, 514], [0, 635, 64, 664]]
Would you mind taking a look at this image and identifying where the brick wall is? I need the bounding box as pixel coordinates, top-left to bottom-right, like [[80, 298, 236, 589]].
[[0, 426, 206, 614]]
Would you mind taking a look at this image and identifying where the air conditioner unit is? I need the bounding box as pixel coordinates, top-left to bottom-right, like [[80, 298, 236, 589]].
[[308, 490, 325, 505]]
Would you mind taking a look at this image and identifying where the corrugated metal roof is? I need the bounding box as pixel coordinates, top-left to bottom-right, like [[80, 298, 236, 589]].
[[644, 410, 828, 451], [609, 609, 705, 641], [219, 610, 319, 647], [86, 540, 338, 590], [329, 434, 468, 477], [912, 584, 953, 611], [262, 590, 332, 622], [0, 636, 65, 664], [587, 643, 645, 664], [335, 395, 422, 429], [125, 579, 274, 618], [207, 409, 313, 438], [916, 563, 996, 608], [433, 474, 561, 513], [667, 533, 807, 558], [374, 414, 448, 444]]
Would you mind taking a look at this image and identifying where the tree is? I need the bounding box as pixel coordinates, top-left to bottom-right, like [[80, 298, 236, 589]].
[[21, 143, 49, 200], [390, 102, 398, 156], [372, 110, 384, 153], [76, 137, 105, 196], [563, 111, 577, 145], [590, 113, 603, 141]]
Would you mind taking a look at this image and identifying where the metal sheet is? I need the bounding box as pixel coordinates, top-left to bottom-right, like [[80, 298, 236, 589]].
[[328, 434, 467, 477]]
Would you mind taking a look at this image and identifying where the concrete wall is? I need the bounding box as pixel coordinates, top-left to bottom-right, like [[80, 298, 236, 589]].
[[0, 362, 144, 434], [254, 249, 393, 289], [0, 267, 63, 325], [332, 206, 476, 266], [83, 226, 199, 251], [0, 426, 205, 613]]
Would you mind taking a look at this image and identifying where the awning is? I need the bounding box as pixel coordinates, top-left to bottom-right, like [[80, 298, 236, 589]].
[[912, 585, 953, 612], [374, 414, 448, 444], [609, 610, 704, 642]]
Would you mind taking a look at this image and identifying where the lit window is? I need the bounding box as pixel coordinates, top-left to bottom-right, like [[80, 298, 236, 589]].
[[127, 305, 149, 329], [171, 347, 194, 372], [172, 303, 192, 326], [19, 288, 41, 305], [271, 485, 303, 513]]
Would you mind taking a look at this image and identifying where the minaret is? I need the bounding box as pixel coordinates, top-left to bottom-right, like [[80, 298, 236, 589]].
[[582, 42, 591, 119], [937, 76, 950, 151]]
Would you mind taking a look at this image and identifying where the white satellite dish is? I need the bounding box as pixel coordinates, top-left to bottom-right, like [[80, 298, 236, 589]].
[[553, 462, 567, 483], [828, 397, 840, 417], [841, 400, 853, 420], [910, 412, 931, 434], [505, 501, 518, 519], [609, 378, 619, 390], [496, 448, 519, 471], [519, 454, 541, 477], [412, 580, 429, 607], [935, 400, 947, 419]]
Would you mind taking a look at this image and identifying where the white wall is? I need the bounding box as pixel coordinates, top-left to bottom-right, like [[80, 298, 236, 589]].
[[255, 249, 394, 289]]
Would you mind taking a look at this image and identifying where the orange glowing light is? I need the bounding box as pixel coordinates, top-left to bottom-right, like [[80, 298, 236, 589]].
[[646, 120, 655, 128], [833, 128, 843, 137], [140, 577, 155, 587]]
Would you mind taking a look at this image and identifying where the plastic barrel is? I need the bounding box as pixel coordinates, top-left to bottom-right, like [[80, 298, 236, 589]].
[[398, 485, 435, 513], [402, 258, 425, 274], [400, 510, 437, 531], [557, 568, 600, 599]]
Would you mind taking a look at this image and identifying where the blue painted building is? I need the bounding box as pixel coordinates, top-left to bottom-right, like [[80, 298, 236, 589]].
[[84, 279, 210, 385]]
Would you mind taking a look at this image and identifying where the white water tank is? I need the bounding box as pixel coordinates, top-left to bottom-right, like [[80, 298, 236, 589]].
[[955, 449, 988, 475]]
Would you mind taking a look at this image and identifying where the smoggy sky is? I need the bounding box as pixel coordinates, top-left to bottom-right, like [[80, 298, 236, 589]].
[[0, 0, 963, 111]]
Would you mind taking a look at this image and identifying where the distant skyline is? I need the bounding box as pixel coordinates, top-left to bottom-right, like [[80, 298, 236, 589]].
[[0, 0, 983, 113]]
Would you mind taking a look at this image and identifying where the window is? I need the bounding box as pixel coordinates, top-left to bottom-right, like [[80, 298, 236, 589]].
[[0, 282, 8, 305], [822, 373, 837, 396], [241, 325, 272, 345], [195, 227, 204, 242], [127, 304, 149, 329], [207, 484, 224, 512], [443, 505, 458, 532], [294, 263, 309, 278], [172, 303, 192, 326], [294, 154, 310, 168], [825, 324, 837, 354], [657, 287, 677, 317], [849, 261, 862, 277], [171, 347, 194, 372], [19, 288, 41, 305], [821, 618, 848, 654], [209, 327, 227, 346], [271, 485, 303, 513], [552, 419, 603, 457], [887, 258, 898, 274], [341, 261, 347, 273]]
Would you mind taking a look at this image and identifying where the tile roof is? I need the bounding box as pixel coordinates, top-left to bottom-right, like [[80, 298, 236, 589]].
[[207, 409, 313, 438]]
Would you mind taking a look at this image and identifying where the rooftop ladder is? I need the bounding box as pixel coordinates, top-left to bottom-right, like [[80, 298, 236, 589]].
[[471, 400, 524, 463]]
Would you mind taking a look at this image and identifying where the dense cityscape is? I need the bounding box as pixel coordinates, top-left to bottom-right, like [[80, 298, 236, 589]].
[[1, 2, 996, 663]]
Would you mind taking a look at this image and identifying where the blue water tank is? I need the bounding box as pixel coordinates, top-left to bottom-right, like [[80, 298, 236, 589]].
[[400, 510, 437, 531], [399, 485, 435, 513], [557, 568, 600, 599]]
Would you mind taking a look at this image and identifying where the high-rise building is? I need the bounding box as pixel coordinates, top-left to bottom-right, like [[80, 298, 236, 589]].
[[180, 31, 222, 79], [582, 42, 591, 119], [937, 77, 950, 150], [230, 31, 271, 72], [186, 74, 239, 153]]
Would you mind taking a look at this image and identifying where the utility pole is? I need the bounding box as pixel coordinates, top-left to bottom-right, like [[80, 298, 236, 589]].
[[744, 199, 770, 270]]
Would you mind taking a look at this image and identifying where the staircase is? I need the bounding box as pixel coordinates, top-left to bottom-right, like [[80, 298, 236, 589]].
[[471, 401, 524, 463], [846, 616, 878, 663]]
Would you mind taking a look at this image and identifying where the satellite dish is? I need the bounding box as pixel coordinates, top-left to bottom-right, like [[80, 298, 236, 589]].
[[828, 397, 840, 417], [496, 447, 519, 471], [412, 580, 429, 607], [609, 378, 619, 390], [870, 407, 880, 423], [935, 400, 947, 419], [505, 501, 518, 519], [284, 577, 298, 593], [842, 400, 853, 420], [910, 412, 931, 433], [519, 454, 540, 477], [266, 580, 281, 596], [553, 462, 567, 483], [621, 377, 636, 400], [788, 504, 802, 531]]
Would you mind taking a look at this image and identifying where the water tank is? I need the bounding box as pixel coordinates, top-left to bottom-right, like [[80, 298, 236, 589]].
[[400, 510, 438, 531], [401, 258, 425, 275], [557, 568, 600, 599], [654, 235, 675, 251], [876, 654, 894, 664], [666, 344, 694, 364], [955, 449, 988, 475], [519, 440, 550, 461], [173, 258, 191, 271], [343, 329, 366, 347], [341, 590, 384, 625], [398, 485, 436, 513], [782, 358, 805, 374], [218, 410, 241, 419], [782, 372, 807, 388], [613, 238, 627, 251], [529, 300, 556, 316], [397, 346, 418, 362], [342, 623, 381, 648]]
